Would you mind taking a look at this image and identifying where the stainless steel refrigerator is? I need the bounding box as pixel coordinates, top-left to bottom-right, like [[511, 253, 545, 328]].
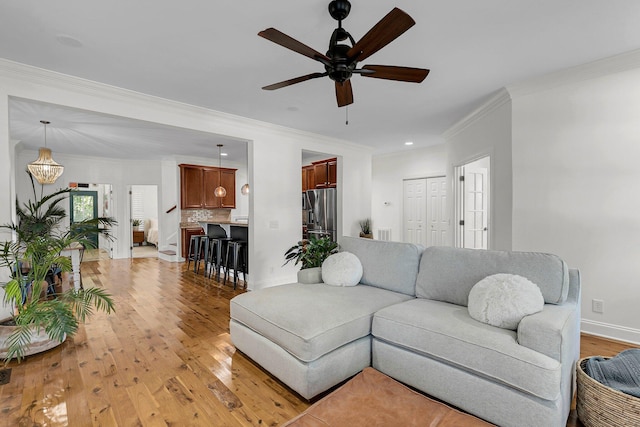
[[305, 188, 337, 241]]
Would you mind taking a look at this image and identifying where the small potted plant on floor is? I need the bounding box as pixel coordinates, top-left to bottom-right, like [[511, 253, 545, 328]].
[[359, 218, 373, 239], [284, 235, 338, 284]]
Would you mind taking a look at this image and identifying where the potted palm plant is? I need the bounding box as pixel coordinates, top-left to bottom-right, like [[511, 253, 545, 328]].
[[0, 173, 117, 362], [284, 235, 338, 284]]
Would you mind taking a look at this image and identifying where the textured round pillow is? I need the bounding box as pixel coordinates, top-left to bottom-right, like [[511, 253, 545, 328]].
[[468, 273, 544, 330], [321, 252, 363, 287]]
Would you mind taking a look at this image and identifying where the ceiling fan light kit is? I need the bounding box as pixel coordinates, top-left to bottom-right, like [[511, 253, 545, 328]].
[[259, 0, 429, 107]]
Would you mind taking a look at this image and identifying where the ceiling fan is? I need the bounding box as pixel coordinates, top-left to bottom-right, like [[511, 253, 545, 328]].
[[259, 0, 430, 108]]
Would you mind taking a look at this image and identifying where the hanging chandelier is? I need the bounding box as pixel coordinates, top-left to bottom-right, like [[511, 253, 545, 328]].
[[27, 120, 64, 185], [214, 144, 227, 198]]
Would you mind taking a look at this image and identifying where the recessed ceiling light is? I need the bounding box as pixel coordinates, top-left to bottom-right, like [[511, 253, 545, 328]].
[[55, 34, 83, 48], [404, 141, 414, 146]]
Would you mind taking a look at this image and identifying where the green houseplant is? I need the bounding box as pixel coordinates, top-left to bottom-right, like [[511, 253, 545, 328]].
[[359, 218, 372, 238], [284, 235, 338, 284], [0, 174, 117, 362]]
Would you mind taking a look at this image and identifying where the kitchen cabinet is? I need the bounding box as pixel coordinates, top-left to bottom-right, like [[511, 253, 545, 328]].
[[302, 165, 315, 192], [181, 227, 204, 258], [311, 158, 337, 188], [219, 169, 236, 208], [180, 165, 205, 209], [179, 164, 237, 209]]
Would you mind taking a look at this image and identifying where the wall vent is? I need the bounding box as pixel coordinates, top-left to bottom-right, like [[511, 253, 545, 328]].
[[377, 228, 392, 241]]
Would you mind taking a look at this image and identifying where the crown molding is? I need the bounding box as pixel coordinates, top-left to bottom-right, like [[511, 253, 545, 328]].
[[442, 88, 511, 140], [507, 48, 640, 99], [0, 58, 369, 152]]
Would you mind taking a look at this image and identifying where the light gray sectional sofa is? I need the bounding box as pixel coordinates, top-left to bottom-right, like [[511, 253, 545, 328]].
[[230, 236, 581, 427]]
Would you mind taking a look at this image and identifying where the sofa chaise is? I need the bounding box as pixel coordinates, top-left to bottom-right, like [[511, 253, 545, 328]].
[[229, 236, 581, 427]]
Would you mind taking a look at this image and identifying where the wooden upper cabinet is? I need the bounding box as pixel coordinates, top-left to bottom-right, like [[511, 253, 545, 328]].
[[180, 165, 205, 209], [218, 169, 236, 208], [302, 165, 315, 192], [202, 168, 220, 209], [327, 159, 337, 188], [313, 162, 328, 188], [179, 164, 237, 209], [310, 158, 337, 189]]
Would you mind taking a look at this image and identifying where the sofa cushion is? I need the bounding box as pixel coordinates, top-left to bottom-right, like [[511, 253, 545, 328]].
[[372, 299, 562, 401], [416, 246, 569, 306], [322, 252, 363, 286], [230, 283, 413, 363], [339, 236, 423, 296], [468, 274, 544, 330]]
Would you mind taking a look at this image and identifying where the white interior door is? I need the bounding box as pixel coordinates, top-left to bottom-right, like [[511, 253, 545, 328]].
[[426, 176, 449, 246], [403, 178, 427, 246], [463, 166, 488, 249]]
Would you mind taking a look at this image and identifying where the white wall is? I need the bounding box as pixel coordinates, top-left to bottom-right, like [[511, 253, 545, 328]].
[[371, 144, 447, 242], [445, 91, 513, 250], [14, 150, 162, 259], [511, 66, 640, 343], [0, 59, 372, 291]]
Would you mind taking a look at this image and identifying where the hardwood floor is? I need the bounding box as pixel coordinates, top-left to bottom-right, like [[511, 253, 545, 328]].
[[0, 257, 637, 426]]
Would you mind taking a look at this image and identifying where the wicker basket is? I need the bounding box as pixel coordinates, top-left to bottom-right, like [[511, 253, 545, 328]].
[[576, 357, 640, 426]]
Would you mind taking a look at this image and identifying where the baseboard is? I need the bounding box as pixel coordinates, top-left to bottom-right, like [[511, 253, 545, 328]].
[[581, 319, 640, 346]]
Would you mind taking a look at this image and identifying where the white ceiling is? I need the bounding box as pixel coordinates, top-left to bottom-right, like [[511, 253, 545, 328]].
[[3, 0, 640, 160]]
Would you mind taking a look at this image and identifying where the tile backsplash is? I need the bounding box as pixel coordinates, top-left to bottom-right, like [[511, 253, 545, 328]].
[[181, 209, 231, 225]]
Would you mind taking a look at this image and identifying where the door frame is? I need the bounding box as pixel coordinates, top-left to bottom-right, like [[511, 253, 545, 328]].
[[70, 190, 99, 248], [453, 155, 491, 249]]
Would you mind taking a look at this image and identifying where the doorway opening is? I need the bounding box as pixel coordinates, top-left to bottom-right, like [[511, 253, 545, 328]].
[[454, 156, 490, 249], [70, 190, 99, 249], [73, 184, 114, 262], [402, 176, 449, 247], [129, 185, 159, 259], [301, 150, 339, 242]]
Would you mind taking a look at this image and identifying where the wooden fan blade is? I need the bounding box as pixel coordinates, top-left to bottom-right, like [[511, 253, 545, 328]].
[[262, 72, 327, 90], [360, 65, 429, 83], [259, 28, 331, 65], [347, 8, 415, 62], [335, 80, 353, 107]]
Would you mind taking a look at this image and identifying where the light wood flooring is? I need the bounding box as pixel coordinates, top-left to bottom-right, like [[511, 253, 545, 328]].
[[0, 257, 637, 426]]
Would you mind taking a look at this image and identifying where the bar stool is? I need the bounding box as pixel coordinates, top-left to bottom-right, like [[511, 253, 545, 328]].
[[186, 234, 204, 273], [223, 240, 248, 289], [195, 236, 212, 274], [204, 225, 230, 280]]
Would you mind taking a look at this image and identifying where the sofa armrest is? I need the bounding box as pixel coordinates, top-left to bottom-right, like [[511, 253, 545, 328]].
[[517, 303, 579, 362]]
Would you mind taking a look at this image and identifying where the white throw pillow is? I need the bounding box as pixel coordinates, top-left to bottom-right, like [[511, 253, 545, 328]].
[[321, 252, 363, 287], [468, 273, 544, 330]]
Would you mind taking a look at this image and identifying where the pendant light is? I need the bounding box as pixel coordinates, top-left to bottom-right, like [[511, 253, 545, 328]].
[[214, 144, 227, 198], [241, 183, 250, 195], [27, 120, 64, 185]]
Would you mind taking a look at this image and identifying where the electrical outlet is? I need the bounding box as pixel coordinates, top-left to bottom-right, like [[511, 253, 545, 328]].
[[592, 299, 604, 314]]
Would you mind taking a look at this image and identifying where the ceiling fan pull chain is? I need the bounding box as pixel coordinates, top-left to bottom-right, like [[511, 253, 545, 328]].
[[345, 105, 349, 125]]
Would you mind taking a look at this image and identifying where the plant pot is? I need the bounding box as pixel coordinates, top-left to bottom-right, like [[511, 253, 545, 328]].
[[297, 267, 323, 284], [359, 232, 373, 239], [0, 325, 65, 359]]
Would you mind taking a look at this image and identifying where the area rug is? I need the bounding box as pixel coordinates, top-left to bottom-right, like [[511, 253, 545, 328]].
[[283, 367, 494, 427]]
